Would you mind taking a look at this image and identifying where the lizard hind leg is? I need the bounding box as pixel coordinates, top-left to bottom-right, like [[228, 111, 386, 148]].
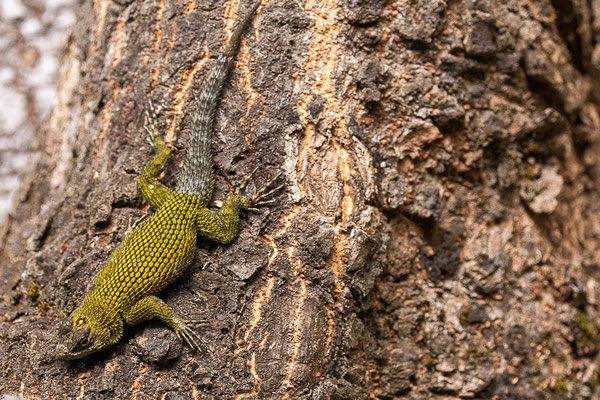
[[195, 171, 284, 244], [137, 99, 175, 210]]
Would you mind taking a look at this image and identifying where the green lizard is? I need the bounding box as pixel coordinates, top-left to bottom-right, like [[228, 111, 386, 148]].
[[57, 1, 276, 360]]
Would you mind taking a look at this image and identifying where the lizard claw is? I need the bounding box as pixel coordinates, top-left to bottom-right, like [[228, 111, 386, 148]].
[[241, 171, 284, 211], [143, 98, 173, 154], [252, 197, 279, 207], [250, 180, 284, 203], [235, 166, 260, 195], [175, 320, 210, 353], [125, 215, 147, 236], [185, 319, 209, 325], [144, 98, 162, 148]]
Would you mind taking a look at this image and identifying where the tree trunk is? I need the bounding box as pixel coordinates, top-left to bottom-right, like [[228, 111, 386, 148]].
[[1, 0, 600, 399]]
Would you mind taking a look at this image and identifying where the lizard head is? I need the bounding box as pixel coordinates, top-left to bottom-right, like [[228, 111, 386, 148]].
[[56, 306, 122, 360]]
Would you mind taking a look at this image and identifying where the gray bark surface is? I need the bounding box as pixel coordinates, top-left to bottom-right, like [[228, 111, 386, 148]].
[[0, 0, 78, 219], [1, 0, 600, 399]]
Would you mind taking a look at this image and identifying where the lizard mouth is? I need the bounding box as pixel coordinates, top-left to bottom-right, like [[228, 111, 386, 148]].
[[56, 342, 89, 360]]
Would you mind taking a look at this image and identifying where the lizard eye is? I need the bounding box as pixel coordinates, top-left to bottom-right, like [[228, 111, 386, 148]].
[[70, 327, 93, 351]]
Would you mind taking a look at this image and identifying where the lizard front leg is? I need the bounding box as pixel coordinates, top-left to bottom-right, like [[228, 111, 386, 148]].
[[137, 101, 174, 210], [123, 295, 204, 352]]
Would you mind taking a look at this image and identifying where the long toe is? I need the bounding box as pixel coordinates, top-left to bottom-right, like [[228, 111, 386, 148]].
[[254, 184, 285, 202], [188, 327, 209, 353], [185, 319, 209, 325], [182, 327, 207, 353], [253, 198, 279, 207], [236, 166, 260, 195]]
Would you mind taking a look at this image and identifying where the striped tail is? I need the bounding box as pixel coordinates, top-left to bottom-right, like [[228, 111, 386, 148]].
[[176, 1, 260, 203]]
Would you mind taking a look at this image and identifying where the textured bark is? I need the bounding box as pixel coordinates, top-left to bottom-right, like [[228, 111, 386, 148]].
[[1, 0, 600, 399], [0, 0, 78, 219]]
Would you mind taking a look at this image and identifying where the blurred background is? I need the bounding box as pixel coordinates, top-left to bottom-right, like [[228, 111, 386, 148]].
[[0, 0, 78, 218]]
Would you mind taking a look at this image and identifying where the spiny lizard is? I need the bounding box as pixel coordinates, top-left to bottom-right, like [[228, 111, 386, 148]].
[[57, 1, 276, 360]]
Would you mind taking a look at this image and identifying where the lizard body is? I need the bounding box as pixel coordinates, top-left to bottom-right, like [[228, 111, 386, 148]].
[[57, 2, 268, 360]]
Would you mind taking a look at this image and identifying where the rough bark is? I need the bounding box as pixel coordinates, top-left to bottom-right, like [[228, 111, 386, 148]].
[[1, 0, 600, 399], [0, 0, 78, 218]]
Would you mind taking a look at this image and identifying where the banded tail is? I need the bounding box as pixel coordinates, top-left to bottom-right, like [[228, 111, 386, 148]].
[[176, 1, 260, 202]]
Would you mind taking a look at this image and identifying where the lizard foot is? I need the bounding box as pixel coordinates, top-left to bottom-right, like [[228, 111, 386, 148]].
[[250, 177, 285, 206], [143, 98, 161, 144], [143, 98, 171, 154], [237, 171, 284, 211], [173, 317, 209, 353], [144, 98, 172, 155]]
